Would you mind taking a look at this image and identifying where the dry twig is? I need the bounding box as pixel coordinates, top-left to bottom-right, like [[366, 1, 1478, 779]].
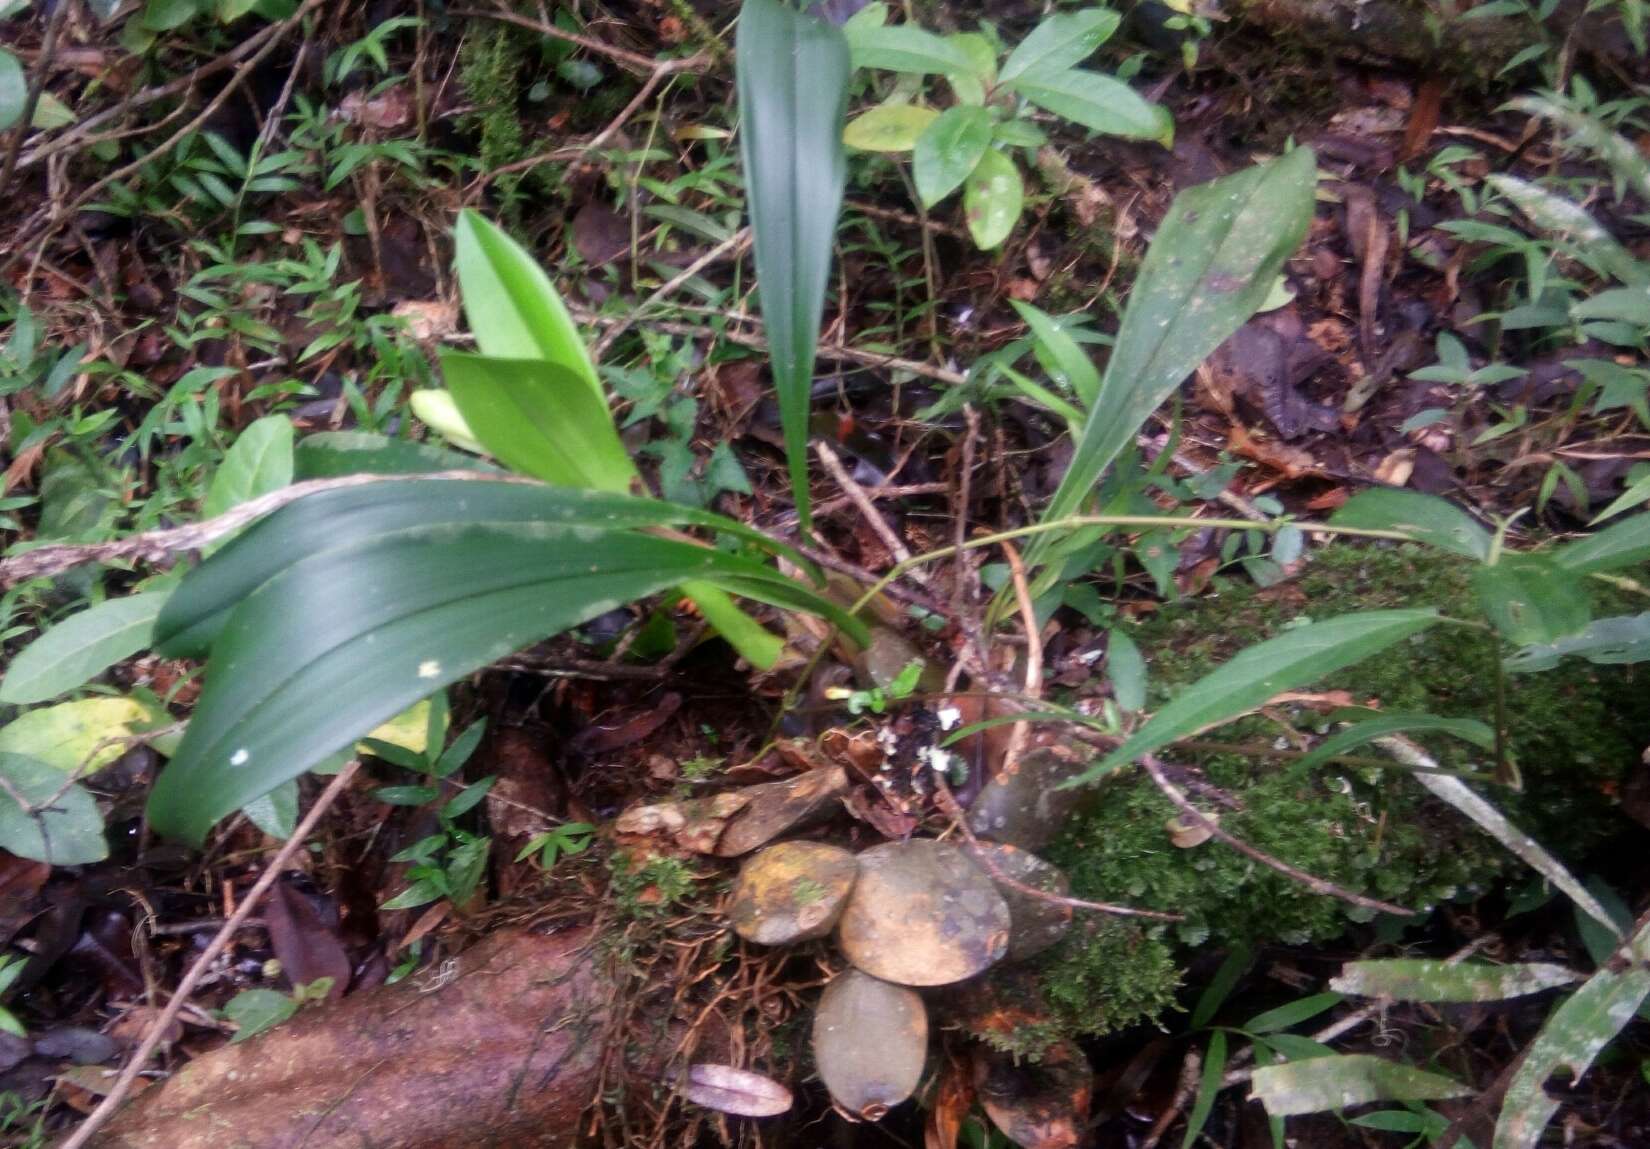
[[998, 541, 1043, 774]]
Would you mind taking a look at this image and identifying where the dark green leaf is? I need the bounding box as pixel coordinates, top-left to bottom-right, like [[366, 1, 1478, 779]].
[[1251, 1054, 1471, 1117], [1329, 488, 1492, 560], [294, 431, 498, 480], [440, 352, 636, 493], [737, 0, 850, 531], [1032, 149, 1316, 562], [0, 592, 169, 705], [1552, 513, 1650, 574], [1070, 609, 1437, 785], [1007, 69, 1172, 143], [1294, 710, 1494, 771], [998, 9, 1121, 85], [1246, 992, 1343, 1034], [1011, 301, 1101, 407], [913, 106, 991, 207], [845, 23, 974, 74], [0, 752, 107, 865], [1474, 555, 1593, 646], [243, 779, 298, 839], [1107, 627, 1146, 712], [1191, 945, 1252, 1029], [1182, 1030, 1226, 1149]]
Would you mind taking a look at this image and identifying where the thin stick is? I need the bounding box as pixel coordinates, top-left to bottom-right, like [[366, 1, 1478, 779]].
[[999, 541, 1042, 773], [1140, 755, 1416, 918], [0, 470, 527, 588], [813, 440, 924, 580], [591, 228, 749, 360], [933, 780, 1181, 922], [59, 762, 363, 1149]]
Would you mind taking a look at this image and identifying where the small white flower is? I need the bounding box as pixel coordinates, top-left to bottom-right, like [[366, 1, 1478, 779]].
[[936, 705, 962, 731]]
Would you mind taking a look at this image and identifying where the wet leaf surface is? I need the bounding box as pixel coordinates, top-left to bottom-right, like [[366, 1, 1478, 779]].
[[813, 968, 927, 1120], [837, 839, 1009, 986], [728, 841, 858, 944]]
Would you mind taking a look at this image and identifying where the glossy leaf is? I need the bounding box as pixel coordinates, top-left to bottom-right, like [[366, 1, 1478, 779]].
[[1033, 149, 1316, 561], [1011, 302, 1101, 407], [1251, 1054, 1471, 1117], [0, 592, 169, 705], [1552, 512, 1650, 574], [1070, 609, 1437, 785], [1505, 612, 1650, 672], [963, 148, 1023, 250], [0, 753, 108, 865], [843, 103, 938, 152], [913, 106, 991, 207], [845, 22, 975, 74], [1494, 920, 1650, 1149], [440, 352, 637, 493], [1473, 555, 1592, 646], [1295, 710, 1494, 771], [998, 9, 1121, 85], [452, 210, 599, 394], [1331, 959, 1577, 1003], [737, 0, 850, 531], [147, 486, 862, 843], [1329, 488, 1492, 560], [203, 414, 293, 520], [294, 431, 497, 480], [1007, 69, 1172, 144]]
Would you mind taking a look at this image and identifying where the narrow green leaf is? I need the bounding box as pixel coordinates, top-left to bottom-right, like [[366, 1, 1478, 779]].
[[682, 579, 783, 669], [1494, 921, 1650, 1149], [440, 352, 637, 493], [1033, 149, 1316, 563], [1488, 174, 1643, 285], [1107, 627, 1146, 712], [842, 103, 938, 152], [293, 431, 498, 480], [1295, 710, 1494, 771], [737, 0, 850, 532], [913, 106, 991, 207], [845, 22, 975, 74], [1505, 612, 1650, 672], [1182, 1030, 1227, 1149], [1246, 992, 1344, 1035], [963, 148, 1023, 250], [1191, 945, 1252, 1029], [453, 211, 600, 395], [1329, 488, 1492, 560], [203, 414, 294, 520], [0, 753, 108, 865], [1069, 609, 1437, 785], [1011, 301, 1101, 407], [1332, 959, 1578, 1002], [1008, 69, 1173, 144], [1473, 555, 1592, 646], [1251, 1054, 1472, 1117], [999, 9, 1122, 85], [1552, 512, 1650, 574], [1591, 471, 1650, 524], [0, 592, 169, 705]]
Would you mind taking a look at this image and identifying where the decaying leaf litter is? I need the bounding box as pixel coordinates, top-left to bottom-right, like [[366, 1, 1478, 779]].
[[0, 1, 1648, 1147]]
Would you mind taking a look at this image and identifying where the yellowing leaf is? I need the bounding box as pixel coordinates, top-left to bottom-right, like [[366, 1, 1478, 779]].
[[843, 104, 939, 152], [359, 700, 432, 756], [0, 697, 165, 778]]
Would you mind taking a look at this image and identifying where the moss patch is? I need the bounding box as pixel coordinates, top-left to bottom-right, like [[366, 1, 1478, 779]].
[[1029, 543, 1648, 1038]]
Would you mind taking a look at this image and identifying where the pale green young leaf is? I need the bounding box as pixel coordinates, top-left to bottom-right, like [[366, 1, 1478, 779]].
[[845, 23, 975, 74], [1331, 959, 1578, 1002], [203, 414, 294, 519], [1010, 301, 1101, 407], [1294, 710, 1494, 771], [999, 9, 1122, 85], [1008, 69, 1172, 144], [1552, 512, 1650, 574], [913, 106, 991, 207], [223, 988, 298, 1043]]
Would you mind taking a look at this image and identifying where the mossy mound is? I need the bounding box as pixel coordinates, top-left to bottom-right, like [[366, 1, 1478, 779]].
[[1021, 543, 1649, 1047]]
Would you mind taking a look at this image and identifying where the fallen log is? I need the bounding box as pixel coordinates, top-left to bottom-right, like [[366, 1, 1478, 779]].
[[88, 928, 609, 1149]]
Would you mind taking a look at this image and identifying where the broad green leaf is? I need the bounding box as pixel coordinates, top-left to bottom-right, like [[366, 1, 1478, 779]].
[[843, 103, 938, 152], [147, 489, 863, 843], [408, 390, 487, 454], [0, 696, 164, 777], [845, 22, 975, 74], [1333, 959, 1578, 1003], [243, 779, 297, 839], [1251, 1054, 1471, 1117], [223, 988, 298, 1042], [1107, 627, 1146, 712], [440, 352, 636, 493], [1505, 611, 1650, 672], [0, 593, 169, 705], [1474, 555, 1592, 646], [1010, 301, 1100, 407], [1570, 284, 1650, 325], [999, 9, 1122, 85], [0, 753, 108, 865], [1494, 920, 1650, 1149], [1294, 710, 1494, 772], [1070, 609, 1437, 785], [1552, 512, 1650, 574], [1008, 69, 1172, 144], [913, 106, 991, 207], [1182, 1030, 1226, 1149], [1329, 488, 1492, 560], [737, 0, 850, 532], [203, 414, 294, 520], [152, 480, 820, 659], [453, 211, 600, 396], [31, 92, 73, 130], [294, 431, 497, 480], [963, 148, 1023, 250], [0, 50, 25, 132], [1032, 149, 1315, 564]]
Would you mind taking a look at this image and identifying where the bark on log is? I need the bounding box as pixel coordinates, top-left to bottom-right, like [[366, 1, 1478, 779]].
[[87, 928, 609, 1149]]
